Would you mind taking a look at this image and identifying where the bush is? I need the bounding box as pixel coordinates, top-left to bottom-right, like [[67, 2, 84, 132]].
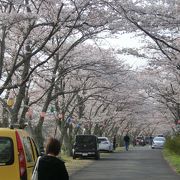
[[165, 135, 180, 155]]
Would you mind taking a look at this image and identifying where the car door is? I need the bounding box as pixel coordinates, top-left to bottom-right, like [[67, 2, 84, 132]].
[[0, 135, 19, 180], [21, 135, 39, 180]]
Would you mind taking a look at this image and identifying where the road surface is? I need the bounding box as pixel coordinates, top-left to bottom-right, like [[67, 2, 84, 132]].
[[70, 146, 180, 180]]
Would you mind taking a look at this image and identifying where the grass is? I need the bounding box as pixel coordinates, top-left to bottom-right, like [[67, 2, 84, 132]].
[[114, 146, 124, 152], [65, 158, 93, 175], [163, 149, 180, 174], [61, 154, 96, 175]]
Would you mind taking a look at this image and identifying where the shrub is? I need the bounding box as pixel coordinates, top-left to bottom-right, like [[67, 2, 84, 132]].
[[165, 135, 180, 155]]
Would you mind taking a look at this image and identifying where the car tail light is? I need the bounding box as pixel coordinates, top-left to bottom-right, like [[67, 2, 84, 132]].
[[15, 131, 27, 179]]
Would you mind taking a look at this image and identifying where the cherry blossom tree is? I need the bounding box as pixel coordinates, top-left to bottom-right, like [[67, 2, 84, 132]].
[[0, 0, 118, 147]]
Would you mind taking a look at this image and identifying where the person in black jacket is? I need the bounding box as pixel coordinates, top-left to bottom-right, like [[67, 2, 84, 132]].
[[38, 137, 69, 180], [123, 134, 130, 151]]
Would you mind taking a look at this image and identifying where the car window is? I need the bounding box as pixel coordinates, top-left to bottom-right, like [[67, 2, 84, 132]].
[[30, 138, 39, 159], [98, 138, 107, 142], [136, 137, 143, 139], [154, 137, 165, 141], [0, 137, 14, 165], [76, 136, 96, 144], [22, 137, 34, 162]]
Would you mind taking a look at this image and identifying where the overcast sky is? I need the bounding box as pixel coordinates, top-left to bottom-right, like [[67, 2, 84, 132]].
[[93, 33, 148, 69]]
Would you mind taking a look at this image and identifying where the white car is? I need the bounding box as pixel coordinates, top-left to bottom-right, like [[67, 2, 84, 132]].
[[151, 137, 166, 149], [98, 137, 113, 152]]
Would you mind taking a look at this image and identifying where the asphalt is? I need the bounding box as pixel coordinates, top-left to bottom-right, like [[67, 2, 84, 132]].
[[70, 146, 180, 180]]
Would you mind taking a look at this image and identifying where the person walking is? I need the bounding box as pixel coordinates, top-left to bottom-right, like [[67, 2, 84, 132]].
[[38, 137, 69, 180], [123, 134, 130, 151], [149, 136, 153, 147], [113, 135, 117, 150]]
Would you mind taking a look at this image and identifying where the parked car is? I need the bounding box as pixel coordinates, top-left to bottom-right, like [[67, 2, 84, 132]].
[[151, 136, 166, 149], [135, 136, 146, 146], [144, 136, 150, 144], [0, 127, 39, 180], [73, 135, 100, 160], [144, 136, 154, 145], [98, 137, 113, 152]]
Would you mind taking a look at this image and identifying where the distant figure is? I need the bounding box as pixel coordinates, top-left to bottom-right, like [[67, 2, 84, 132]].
[[124, 134, 130, 151], [38, 137, 69, 180], [150, 136, 153, 146], [113, 135, 116, 150]]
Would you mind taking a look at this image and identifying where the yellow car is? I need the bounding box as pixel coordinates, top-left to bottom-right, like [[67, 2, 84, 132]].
[[0, 127, 39, 180]]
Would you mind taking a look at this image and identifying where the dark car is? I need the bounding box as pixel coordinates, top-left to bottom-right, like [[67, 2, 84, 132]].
[[73, 135, 100, 160], [135, 136, 146, 146]]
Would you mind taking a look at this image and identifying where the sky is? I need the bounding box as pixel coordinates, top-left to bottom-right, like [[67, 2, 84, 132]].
[[93, 33, 148, 69]]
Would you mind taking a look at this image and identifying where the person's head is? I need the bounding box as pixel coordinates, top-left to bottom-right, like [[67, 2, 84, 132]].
[[45, 137, 61, 156]]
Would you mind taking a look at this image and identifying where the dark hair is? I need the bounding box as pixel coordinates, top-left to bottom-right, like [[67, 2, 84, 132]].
[[45, 137, 61, 156]]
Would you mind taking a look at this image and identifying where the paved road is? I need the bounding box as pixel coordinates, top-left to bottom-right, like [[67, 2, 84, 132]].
[[70, 146, 180, 180]]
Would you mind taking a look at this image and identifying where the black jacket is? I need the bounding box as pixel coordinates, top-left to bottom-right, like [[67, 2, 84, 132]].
[[124, 135, 130, 143], [38, 155, 69, 180]]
